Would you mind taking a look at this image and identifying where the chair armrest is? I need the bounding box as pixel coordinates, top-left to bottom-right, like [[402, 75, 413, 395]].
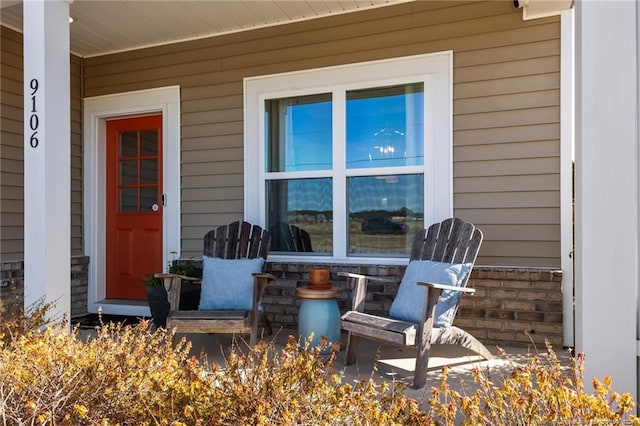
[[154, 273, 200, 310], [250, 273, 276, 325], [251, 273, 276, 306], [416, 281, 476, 294], [338, 272, 394, 283], [252, 272, 277, 281], [154, 272, 200, 283], [337, 271, 394, 312]]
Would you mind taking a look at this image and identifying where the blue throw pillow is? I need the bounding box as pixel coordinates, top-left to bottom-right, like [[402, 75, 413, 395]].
[[198, 256, 265, 310], [389, 260, 472, 328]]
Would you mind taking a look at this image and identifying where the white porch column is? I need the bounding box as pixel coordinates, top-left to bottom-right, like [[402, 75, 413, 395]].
[[574, 0, 638, 397], [22, 0, 71, 322]]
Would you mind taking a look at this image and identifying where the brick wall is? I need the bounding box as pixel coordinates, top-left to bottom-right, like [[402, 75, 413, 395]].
[[1, 256, 563, 349], [0, 256, 90, 318], [264, 263, 564, 348], [70, 256, 90, 318], [457, 267, 563, 348], [0, 260, 24, 309]]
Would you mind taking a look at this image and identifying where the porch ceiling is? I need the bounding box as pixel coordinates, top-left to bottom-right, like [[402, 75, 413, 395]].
[[0, 0, 409, 58]]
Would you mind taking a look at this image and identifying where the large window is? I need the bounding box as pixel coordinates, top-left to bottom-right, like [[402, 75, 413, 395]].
[[245, 52, 453, 262]]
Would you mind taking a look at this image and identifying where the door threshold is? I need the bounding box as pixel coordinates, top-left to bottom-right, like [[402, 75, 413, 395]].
[[89, 299, 150, 317]]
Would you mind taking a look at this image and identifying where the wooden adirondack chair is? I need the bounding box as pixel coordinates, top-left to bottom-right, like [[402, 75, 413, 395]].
[[340, 217, 492, 388], [156, 221, 274, 346], [270, 222, 313, 252]]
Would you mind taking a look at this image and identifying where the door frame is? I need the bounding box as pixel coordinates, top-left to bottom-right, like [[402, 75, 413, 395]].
[[83, 86, 181, 316]]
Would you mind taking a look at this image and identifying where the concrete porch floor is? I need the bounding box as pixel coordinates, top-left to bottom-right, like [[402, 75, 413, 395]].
[[172, 328, 572, 402]]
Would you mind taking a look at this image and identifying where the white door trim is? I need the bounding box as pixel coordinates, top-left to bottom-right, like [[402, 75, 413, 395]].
[[83, 86, 181, 316]]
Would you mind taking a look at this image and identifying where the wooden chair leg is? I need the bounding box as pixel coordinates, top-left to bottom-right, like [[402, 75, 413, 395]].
[[259, 312, 272, 336], [249, 329, 257, 347], [413, 333, 432, 389], [413, 287, 439, 389], [344, 332, 360, 365]]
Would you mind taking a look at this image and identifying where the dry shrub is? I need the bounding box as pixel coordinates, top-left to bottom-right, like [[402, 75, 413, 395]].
[[427, 342, 640, 425], [1, 301, 638, 425], [0, 297, 54, 347], [0, 307, 427, 425]]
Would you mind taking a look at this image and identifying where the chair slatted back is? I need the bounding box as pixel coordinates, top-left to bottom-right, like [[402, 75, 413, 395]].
[[271, 223, 314, 252], [203, 221, 271, 260], [410, 217, 482, 265]]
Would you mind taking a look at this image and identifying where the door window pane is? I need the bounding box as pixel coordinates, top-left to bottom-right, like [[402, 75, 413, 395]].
[[120, 160, 137, 185], [120, 188, 138, 212], [140, 187, 158, 212], [140, 159, 158, 184], [346, 83, 424, 169], [120, 132, 138, 157], [266, 178, 332, 254], [140, 130, 158, 156], [348, 174, 424, 255], [265, 94, 332, 172]]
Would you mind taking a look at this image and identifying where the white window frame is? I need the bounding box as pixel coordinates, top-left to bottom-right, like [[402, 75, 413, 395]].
[[244, 52, 453, 264]]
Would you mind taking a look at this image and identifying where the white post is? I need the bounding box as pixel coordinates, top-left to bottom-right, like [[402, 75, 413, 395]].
[[22, 0, 71, 323], [574, 0, 638, 397]]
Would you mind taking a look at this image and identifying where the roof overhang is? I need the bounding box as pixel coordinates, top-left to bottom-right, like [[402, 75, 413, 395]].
[[513, 0, 574, 20], [1, 0, 411, 58]]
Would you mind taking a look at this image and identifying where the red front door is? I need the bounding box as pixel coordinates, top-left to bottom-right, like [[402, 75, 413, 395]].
[[106, 115, 163, 300]]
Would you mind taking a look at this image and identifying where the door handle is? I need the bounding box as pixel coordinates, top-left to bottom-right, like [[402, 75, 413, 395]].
[[162, 193, 167, 207]]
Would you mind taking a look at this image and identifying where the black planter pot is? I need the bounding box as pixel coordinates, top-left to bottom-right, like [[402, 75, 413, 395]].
[[145, 284, 201, 328]]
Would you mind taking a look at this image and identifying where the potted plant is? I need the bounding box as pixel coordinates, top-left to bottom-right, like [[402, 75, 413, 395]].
[[144, 259, 201, 328]]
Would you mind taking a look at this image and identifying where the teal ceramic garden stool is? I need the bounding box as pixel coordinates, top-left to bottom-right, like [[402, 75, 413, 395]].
[[296, 286, 341, 353]]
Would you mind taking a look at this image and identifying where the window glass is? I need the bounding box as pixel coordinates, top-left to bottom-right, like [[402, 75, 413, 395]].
[[140, 130, 158, 156], [120, 160, 137, 185], [119, 132, 138, 158], [346, 83, 424, 169], [348, 174, 424, 255], [265, 94, 332, 172], [120, 188, 137, 212], [140, 159, 158, 184], [140, 187, 158, 212], [266, 178, 332, 254]]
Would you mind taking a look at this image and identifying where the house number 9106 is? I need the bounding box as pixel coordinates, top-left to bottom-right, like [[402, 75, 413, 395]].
[[29, 79, 39, 148]]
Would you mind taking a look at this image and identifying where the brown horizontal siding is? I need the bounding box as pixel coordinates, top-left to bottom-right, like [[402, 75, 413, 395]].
[[478, 241, 559, 268], [456, 158, 560, 177], [454, 140, 559, 161], [455, 174, 559, 192], [455, 191, 559, 208], [455, 72, 560, 98], [454, 90, 560, 115], [0, 26, 84, 260], [455, 56, 559, 83], [455, 123, 559, 146], [1, 26, 24, 261], [181, 173, 242, 189], [457, 207, 559, 224], [83, 1, 561, 267], [454, 107, 560, 130], [181, 187, 243, 202], [454, 38, 559, 66], [70, 54, 83, 256]]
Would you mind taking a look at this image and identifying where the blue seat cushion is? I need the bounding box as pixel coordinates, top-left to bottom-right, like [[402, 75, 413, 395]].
[[389, 260, 472, 328], [198, 256, 265, 311]]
